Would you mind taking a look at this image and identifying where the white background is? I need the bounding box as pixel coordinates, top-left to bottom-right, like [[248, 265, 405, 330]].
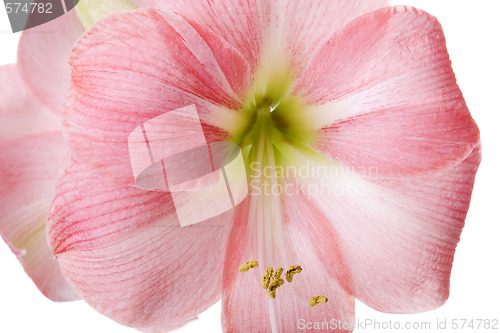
[[1, 1, 499, 332]]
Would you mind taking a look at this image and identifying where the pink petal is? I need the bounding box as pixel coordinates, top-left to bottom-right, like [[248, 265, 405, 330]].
[[151, 0, 264, 71], [152, 0, 389, 74], [307, 145, 481, 313], [186, 19, 252, 99], [296, 6, 479, 177], [278, 0, 391, 73], [47, 157, 234, 329], [17, 10, 84, 115], [0, 65, 61, 144], [65, 9, 247, 185], [222, 196, 355, 332], [0, 133, 78, 301]]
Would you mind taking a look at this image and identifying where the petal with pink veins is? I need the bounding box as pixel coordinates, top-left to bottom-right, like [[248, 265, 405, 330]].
[[65, 9, 248, 185], [303, 145, 481, 313], [0, 132, 78, 301], [223, 193, 355, 332], [151, 0, 390, 75], [151, 0, 265, 72], [0, 65, 61, 144], [17, 1, 151, 116], [47, 157, 234, 329], [274, 0, 392, 73], [295, 6, 479, 177]]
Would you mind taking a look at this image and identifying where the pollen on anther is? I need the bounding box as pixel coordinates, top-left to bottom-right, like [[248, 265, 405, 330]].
[[309, 296, 328, 307], [262, 267, 274, 289], [268, 267, 285, 299], [286, 265, 303, 283], [238, 260, 259, 272]]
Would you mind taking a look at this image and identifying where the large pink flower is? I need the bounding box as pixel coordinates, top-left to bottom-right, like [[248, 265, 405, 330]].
[[47, 1, 480, 332]]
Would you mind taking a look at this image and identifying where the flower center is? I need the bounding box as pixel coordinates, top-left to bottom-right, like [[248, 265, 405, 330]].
[[230, 64, 314, 172]]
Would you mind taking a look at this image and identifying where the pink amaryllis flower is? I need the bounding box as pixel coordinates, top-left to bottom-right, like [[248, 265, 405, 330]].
[[47, 0, 480, 332], [0, 0, 148, 302]]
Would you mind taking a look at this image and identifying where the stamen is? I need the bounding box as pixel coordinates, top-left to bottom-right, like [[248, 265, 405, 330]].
[[262, 267, 274, 289], [308, 296, 329, 307], [268, 267, 285, 299], [238, 260, 259, 272], [285, 265, 303, 283]]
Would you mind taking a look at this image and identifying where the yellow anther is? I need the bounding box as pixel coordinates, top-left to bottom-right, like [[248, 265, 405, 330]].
[[268, 267, 285, 299], [285, 265, 303, 283], [262, 265, 303, 298], [262, 267, 274, 289], [238, 260, 259, 272], [275, 267, 284, 279], [308, 296, 328, 307]]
